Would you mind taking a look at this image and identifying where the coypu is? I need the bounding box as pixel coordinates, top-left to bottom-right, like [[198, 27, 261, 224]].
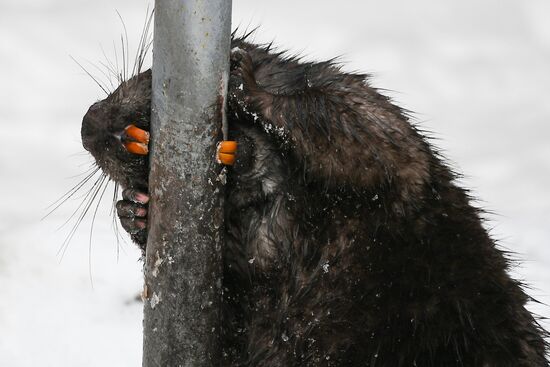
[[81, 36, 549, 366]]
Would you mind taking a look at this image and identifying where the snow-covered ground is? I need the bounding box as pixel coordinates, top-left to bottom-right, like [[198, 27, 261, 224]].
[[1, 0, 548, 365]]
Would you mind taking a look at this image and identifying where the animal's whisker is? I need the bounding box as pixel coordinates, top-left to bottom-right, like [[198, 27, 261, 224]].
[[76, 160, 96, 170], [110, 182, 129, 261], [68, 151, 92, 158], [132, 7, 154, 78], [98, 60, 118, 89], [120, 35, 127, 91], [116, 10, 130, 82], [111, 182, 122, 261], [100, 44, 121, 84], [43, 166, 101, 219], [84, 58, 115, 92], [56, 172, 106, 232], [113, 40, 122, 84], [87, 174, 111, 287], [70, 55, 110, 95], [65, 163, 99, 180], [57, 173, 108, 260]]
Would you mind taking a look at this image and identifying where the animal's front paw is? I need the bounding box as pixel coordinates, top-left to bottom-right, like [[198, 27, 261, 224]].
[[116, 188, 149, 250]]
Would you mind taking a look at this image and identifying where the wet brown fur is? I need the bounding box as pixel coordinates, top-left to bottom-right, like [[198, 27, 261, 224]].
[[81, 36, 549, 366]]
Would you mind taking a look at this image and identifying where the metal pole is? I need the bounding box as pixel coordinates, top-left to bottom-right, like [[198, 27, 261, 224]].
[[143, 1, 232, 365]]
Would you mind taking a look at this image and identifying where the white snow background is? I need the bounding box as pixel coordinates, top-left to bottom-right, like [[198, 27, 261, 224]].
[[1, 0, 549, 365]]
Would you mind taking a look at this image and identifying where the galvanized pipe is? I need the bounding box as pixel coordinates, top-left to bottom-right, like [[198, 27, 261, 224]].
[[143, 1, 232, 365]]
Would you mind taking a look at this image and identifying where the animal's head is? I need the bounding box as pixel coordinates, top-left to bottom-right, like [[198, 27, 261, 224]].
[[81, 69, 152, 191]]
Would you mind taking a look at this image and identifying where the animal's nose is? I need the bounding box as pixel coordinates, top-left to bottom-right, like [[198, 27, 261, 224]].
[[82, 101, 103, 130], [81, 102, 102, 150]]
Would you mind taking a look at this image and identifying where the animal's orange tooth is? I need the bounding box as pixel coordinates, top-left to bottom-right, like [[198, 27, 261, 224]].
[[218, 152, 236, 165], [125, 141, 149, 155], [125, 124, 150, 144], [218, 140, 238, 154]]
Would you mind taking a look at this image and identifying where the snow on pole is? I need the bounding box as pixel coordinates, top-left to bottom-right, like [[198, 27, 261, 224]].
[[143, 1, 232, 365]]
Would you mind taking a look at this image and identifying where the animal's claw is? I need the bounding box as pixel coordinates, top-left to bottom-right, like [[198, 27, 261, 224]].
[[217, 140, 238, 165]]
